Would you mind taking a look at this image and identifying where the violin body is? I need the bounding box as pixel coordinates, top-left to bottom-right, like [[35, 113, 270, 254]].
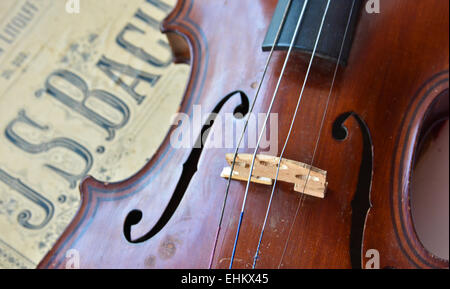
[[38, 0, 449, 269]]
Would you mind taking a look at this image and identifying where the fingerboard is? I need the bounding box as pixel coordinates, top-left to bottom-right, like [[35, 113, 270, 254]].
[[262, 0, 363, 65]]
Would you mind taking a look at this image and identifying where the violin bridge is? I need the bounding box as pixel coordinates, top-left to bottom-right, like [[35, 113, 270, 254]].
[[220, 153, 327, 198]]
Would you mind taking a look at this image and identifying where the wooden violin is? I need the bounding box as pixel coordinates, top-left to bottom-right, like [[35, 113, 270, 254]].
[[38, 0, 449, 269]]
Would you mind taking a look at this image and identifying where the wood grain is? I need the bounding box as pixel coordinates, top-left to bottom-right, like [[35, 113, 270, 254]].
[[38, 0, 449, 269]]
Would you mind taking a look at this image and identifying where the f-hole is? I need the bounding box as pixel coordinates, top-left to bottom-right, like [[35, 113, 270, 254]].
[[124, 91, 249, 243], [333, 111, 373, 269]]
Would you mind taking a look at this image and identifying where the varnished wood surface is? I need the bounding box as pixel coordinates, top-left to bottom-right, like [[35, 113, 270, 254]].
[[38, 0, 448, 268]]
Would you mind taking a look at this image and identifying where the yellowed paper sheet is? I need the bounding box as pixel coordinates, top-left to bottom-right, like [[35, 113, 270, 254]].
[[0, 0, 189, 268]]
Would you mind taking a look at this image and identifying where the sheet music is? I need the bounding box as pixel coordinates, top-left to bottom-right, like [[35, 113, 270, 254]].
[[0, 0, 189, 268]]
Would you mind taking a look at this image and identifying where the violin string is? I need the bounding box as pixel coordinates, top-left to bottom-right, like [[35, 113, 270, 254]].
[[277, 0, 357, 269], [251, 0, 332, 269], [208, 0, 294, 269], [229, 0, 310, 269]]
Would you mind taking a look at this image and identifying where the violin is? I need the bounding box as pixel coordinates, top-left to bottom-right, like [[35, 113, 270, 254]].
[[38, 0, 449, 269]]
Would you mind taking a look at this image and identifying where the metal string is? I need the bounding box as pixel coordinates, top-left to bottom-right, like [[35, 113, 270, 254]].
[[251, 0, 336, 268], [277, 0, 357, 269], [229, 0, 310, 269], [208, 0, 294, 269]]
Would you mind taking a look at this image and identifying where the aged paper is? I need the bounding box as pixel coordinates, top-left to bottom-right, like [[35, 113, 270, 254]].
[[0, 0, 189, 268]]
